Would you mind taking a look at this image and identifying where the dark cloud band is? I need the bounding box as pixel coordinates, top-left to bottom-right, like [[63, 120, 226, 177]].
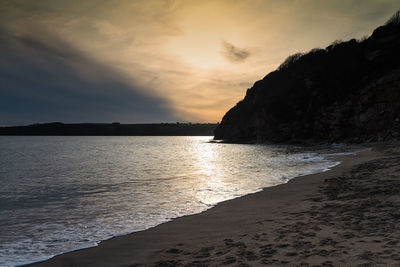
[[0, 29, 178, 125]]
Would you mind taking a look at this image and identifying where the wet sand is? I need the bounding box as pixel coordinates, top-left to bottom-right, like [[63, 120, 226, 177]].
[[32, 144, 400, 266]]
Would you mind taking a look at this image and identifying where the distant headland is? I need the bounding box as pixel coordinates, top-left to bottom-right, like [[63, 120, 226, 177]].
[[0, 122, 217, 136]]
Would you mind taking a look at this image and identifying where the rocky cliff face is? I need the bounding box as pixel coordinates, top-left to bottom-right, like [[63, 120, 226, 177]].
[[214, 14, 400, 143]]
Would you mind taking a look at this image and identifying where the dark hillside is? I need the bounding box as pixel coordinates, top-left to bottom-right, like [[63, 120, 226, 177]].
[[0, 123, 217, 136], [214, 11, 400, 143]]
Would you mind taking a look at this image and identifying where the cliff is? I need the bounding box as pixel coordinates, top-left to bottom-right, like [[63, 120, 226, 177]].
[[214, 12, 400, 143]]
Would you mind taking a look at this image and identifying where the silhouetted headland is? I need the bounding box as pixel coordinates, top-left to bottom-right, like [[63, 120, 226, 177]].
[[0, 122, 217, 136], [215, 11, 400, 143]]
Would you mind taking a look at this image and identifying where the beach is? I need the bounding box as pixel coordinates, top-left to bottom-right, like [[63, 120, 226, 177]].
[[31, 144, 400, 266]]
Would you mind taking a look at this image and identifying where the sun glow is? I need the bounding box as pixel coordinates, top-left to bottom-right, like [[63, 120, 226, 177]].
[[166, 35, 227, 70], [164, 2, 242, 70]]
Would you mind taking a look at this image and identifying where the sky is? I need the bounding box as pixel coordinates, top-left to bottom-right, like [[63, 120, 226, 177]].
[[0, 0, 399, 125]]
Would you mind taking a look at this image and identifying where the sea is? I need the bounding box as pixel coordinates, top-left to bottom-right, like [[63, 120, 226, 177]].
[[0, 136, 362, 266]]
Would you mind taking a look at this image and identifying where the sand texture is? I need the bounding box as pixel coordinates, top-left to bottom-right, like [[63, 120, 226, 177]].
[[32, 144, 400, 266]]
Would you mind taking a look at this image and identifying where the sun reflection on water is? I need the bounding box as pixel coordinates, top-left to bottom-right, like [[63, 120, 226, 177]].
[[191, 137, 233, 205]]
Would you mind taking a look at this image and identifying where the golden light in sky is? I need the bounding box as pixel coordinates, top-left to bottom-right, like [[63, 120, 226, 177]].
[[1, 0, 399, 124], [166, 2, 243, 70]]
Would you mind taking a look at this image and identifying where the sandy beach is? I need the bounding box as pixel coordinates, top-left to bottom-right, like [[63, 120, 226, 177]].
[[31, 144, 400, 266]]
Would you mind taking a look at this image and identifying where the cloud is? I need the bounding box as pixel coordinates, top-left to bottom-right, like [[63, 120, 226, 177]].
[[220, 41, 250, 63], [0, 28, 178, 125], [1, 0, 399, 124]]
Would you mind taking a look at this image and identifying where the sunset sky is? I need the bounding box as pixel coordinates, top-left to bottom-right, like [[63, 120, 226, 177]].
[[1, 0, 398, 125]]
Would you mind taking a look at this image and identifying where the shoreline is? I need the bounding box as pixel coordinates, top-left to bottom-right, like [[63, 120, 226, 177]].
[[31, 143, 400, 266], [19, 144, 347, 267], [20, 145, 344, 267], [22, 146, 346, 266]]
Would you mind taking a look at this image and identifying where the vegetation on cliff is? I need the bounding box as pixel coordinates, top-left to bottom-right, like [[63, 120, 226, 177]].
[[214, 11, 400, 143]]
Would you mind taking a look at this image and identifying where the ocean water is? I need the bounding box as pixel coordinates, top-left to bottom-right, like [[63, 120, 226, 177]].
[[0, 136, 359, 266]]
